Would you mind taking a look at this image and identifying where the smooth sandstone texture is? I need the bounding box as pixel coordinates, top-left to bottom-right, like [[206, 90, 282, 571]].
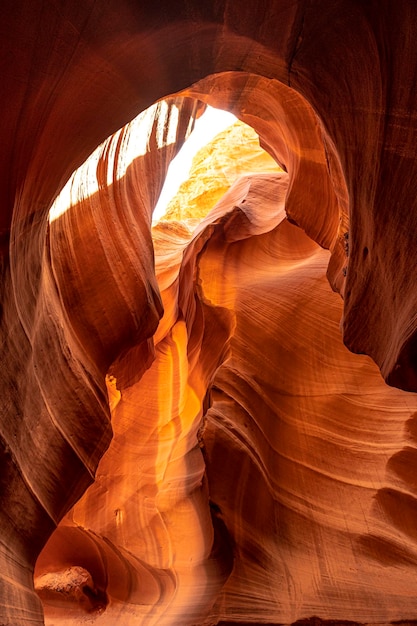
[[2, 1, 417, 625], [37, 169, 417, 625], [0, 94, 199, 624]]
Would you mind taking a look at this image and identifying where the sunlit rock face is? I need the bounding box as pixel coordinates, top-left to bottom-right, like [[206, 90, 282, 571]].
[[163, 120, 282, 221], [3, 2, 417, 625], [36, 166, 417, 625], [0, 93, 200, 625]]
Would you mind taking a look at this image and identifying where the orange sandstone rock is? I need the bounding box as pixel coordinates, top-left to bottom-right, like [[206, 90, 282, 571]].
[[163, 120, 281, 221], [36, 170, 417, 625], [2, 2, 417, 626]]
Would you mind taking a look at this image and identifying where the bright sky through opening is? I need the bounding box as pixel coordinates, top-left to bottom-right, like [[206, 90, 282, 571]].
[[49, 104, 236, 223], [152, 106, 237, 222]]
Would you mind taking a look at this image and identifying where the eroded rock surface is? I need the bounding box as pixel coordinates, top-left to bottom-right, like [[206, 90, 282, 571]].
[[163, 120, 281, 221], [3, 2, 417, 625], [36, 163, 417, 624]]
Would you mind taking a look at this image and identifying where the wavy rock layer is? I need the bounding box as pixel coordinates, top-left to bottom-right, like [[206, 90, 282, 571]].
[[36, 165, 417, 625], [202, 219, 417, 624], [0, 96, 199, 625], [3, 2, 417, 625]]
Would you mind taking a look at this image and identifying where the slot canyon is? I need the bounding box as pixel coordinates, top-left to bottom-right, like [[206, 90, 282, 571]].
[[2, 2, 417, 625]]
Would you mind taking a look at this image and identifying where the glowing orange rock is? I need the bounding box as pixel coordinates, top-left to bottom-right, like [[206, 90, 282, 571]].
[[36, 168, 417, 625], [3, 2, 417, 625], [163, 120, 281, 221]]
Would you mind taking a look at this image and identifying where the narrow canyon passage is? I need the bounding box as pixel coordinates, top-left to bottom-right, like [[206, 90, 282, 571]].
[[3, 3, 417, 625], [33, 98, 417, 625]]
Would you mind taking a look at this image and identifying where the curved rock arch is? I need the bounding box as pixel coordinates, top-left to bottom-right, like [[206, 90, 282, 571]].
[[3, 2, 417, 625], [4, 1, 417, 386]]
